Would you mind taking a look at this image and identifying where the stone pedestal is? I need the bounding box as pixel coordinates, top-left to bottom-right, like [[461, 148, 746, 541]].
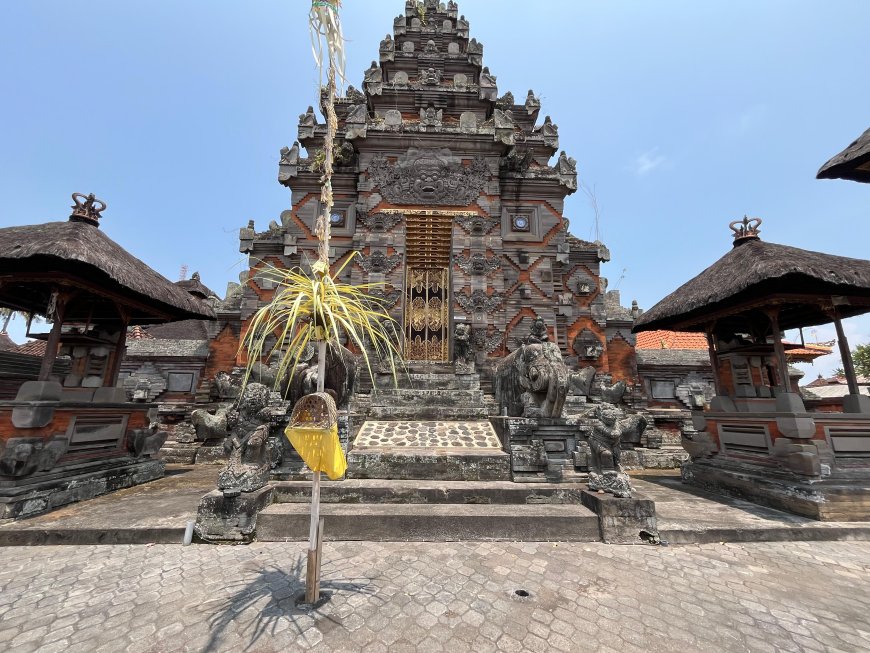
[[194, 485, 274, 543], [580, 490, 657, 544]]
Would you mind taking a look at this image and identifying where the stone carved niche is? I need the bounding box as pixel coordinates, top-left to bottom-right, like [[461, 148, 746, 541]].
[[574, 328, 604, 360], [357, 251, 403, 275], [367, 286, 402, 309], [472, 327, 505, 354], [456, 289, 504, 315], [368, 148, 488, 206], [359, 211, 403, 233], [455, 214, 499, 236], [455, 252, 501, 276]]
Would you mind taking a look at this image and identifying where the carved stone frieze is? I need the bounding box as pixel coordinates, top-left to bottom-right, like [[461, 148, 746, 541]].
[[368, 148, 489, 206], [472, 328, 504, 354], [456, 289, 504, 314], [367, 286, 402, 309], [359, 211, 403, 233], [357, 250, 403, 274], [455, 214, 499, 236], [455, 252, 501, 276]]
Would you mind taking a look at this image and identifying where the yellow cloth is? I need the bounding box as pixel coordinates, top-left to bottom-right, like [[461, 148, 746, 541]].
[[284, 424, 347, 480]]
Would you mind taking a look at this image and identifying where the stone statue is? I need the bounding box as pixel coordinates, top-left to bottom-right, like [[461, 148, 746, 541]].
[[284, 343, 358, 408], [526, 316, 549, 344], [216, 383, 273, 495], [453, 322, 474, 363], [584, 403, 647, 498], [495, 341, 569, 418]]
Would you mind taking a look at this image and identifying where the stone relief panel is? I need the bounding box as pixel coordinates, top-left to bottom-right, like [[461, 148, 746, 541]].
[[356, 251, 403, 275], [455, 252, 501, 276], [368, 148, 489, 206], [472, 327, 505, 354], [573, 328, 604, 360], [455, 214, 499, 236], [359, 211, 403, 233], [456, 290, 504, 315]]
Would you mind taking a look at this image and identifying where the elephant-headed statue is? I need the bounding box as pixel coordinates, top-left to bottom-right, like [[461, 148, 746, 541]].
[[494, 341, 569, 418]]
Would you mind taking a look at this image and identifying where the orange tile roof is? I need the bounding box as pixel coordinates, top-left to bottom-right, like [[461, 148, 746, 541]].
[[635, 330, 708, 350], [15, 340, 46, 357]]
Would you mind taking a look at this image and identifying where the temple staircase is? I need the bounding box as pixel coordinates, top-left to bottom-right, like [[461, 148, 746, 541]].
[[347, 363, 508, 481]]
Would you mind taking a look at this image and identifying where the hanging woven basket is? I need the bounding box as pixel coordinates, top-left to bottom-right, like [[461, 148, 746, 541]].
[[285, 391, 346, 480], [289, 391, 338, 430]]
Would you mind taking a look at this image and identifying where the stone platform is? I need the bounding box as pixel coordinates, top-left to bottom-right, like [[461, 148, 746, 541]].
[[354, 420, 502, 449], [347, 420, 510, 481]]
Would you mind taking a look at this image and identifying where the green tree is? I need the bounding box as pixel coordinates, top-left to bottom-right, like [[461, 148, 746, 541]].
[[853, 343, 870, 378]]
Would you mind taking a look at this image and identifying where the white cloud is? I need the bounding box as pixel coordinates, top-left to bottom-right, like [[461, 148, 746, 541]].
[[630, 148, 667, 177]]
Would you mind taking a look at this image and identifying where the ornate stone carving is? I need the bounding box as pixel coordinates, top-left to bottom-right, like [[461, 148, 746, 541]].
[[557, 151, 578, 190], [472, 327, 504, 354], [574, 328, 603, 360], [368, 148, 488, 206], [420, 105, 443, 127], [278, 141, 300, 182], [525, 89, 541, 115], [494, 341, 569, 418], [453, 323, 474, 368], [366, 285, 402, 309], [357, 250, 403, 274], [455, 252, 501, 276], [456, 289, 504, 314], [70, 192, 107, 226], [525, 316, 549, 344], [217, 384, 274, 494], [584, 403, 647, 498], [0, 436, 68, 478], [298, 105, 317, 139], [420, 67, 441, 85], [496, 91, 515, 109], [359, 211, 403, 232], [364, 61, 382, 83], [379, 34, 395, 62], [455, 214, 498, 235], [467, 38, 483, 66]]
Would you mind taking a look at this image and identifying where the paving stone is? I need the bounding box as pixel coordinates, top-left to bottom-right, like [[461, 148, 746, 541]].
[[0, 541, 867, 652]]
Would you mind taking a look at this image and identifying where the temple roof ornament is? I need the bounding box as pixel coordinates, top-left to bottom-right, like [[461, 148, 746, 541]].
[[730, 216, 762, 245], [69, 193, 106, 227]]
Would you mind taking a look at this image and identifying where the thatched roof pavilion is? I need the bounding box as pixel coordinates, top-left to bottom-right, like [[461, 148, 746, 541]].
[[634, 221, 870, 334], [635, 217, 870, 402], [0, 221, 215, 325], [0, 193, 214, 382], [817, 127, 870, 183]]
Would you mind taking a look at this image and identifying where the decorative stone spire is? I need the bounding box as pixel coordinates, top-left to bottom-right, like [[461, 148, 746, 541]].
[[69, 192, 106, 227], [730, 216, 762, 246]]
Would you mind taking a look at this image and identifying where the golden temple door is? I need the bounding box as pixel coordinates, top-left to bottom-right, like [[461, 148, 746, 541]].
[[403, 214, 452, 362]]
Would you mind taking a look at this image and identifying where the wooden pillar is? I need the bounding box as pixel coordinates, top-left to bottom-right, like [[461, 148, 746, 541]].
[[705, 327, 722, 395], [38, 292, 68, 381], [767, 308, 790, 390], [832, 310, 860, 396], [104, 306, 130, 387]]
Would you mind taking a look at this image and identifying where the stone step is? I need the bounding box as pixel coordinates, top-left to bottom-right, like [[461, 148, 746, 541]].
[[347, 447, 510, 481], [367, 405, 491, 420], [376, 375, 481, 391], [256, 502, 600, 542], [371, 388, 484, 400], [272, 479, 586, 504]]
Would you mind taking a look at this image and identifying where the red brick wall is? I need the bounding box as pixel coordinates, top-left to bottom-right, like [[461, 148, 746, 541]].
[[607, 335, 637, 382]]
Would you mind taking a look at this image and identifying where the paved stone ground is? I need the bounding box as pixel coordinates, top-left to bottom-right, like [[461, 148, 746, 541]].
[[1, 541, 868, 653], [354, 420, 501, 449]]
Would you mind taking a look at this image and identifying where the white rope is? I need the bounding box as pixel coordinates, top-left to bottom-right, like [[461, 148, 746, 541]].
[[309, 1, 347, 92]]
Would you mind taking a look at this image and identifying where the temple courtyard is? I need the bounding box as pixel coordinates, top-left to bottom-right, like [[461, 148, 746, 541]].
[[0, 539, 867, 653]]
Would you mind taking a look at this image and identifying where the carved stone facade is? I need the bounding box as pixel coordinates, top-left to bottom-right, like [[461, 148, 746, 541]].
[[227, 0, 639, 382]]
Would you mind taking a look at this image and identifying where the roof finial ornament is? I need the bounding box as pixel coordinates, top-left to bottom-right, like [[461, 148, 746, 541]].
[[729, 215, 762, 246], [69, 192, 107, 227]]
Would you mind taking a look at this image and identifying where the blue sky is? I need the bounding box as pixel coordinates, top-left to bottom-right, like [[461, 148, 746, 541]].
[[1, 1, 867, 379]]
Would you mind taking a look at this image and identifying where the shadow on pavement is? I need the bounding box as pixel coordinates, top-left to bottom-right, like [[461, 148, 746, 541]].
[[203, 553, 378, 652]]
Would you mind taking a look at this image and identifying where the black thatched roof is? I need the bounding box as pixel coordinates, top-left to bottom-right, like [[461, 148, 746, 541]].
[[0, 221, 215, 324], [817, 127, 870, 183], [176, 273, 215, 299], [634, 238, 870, 333]]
